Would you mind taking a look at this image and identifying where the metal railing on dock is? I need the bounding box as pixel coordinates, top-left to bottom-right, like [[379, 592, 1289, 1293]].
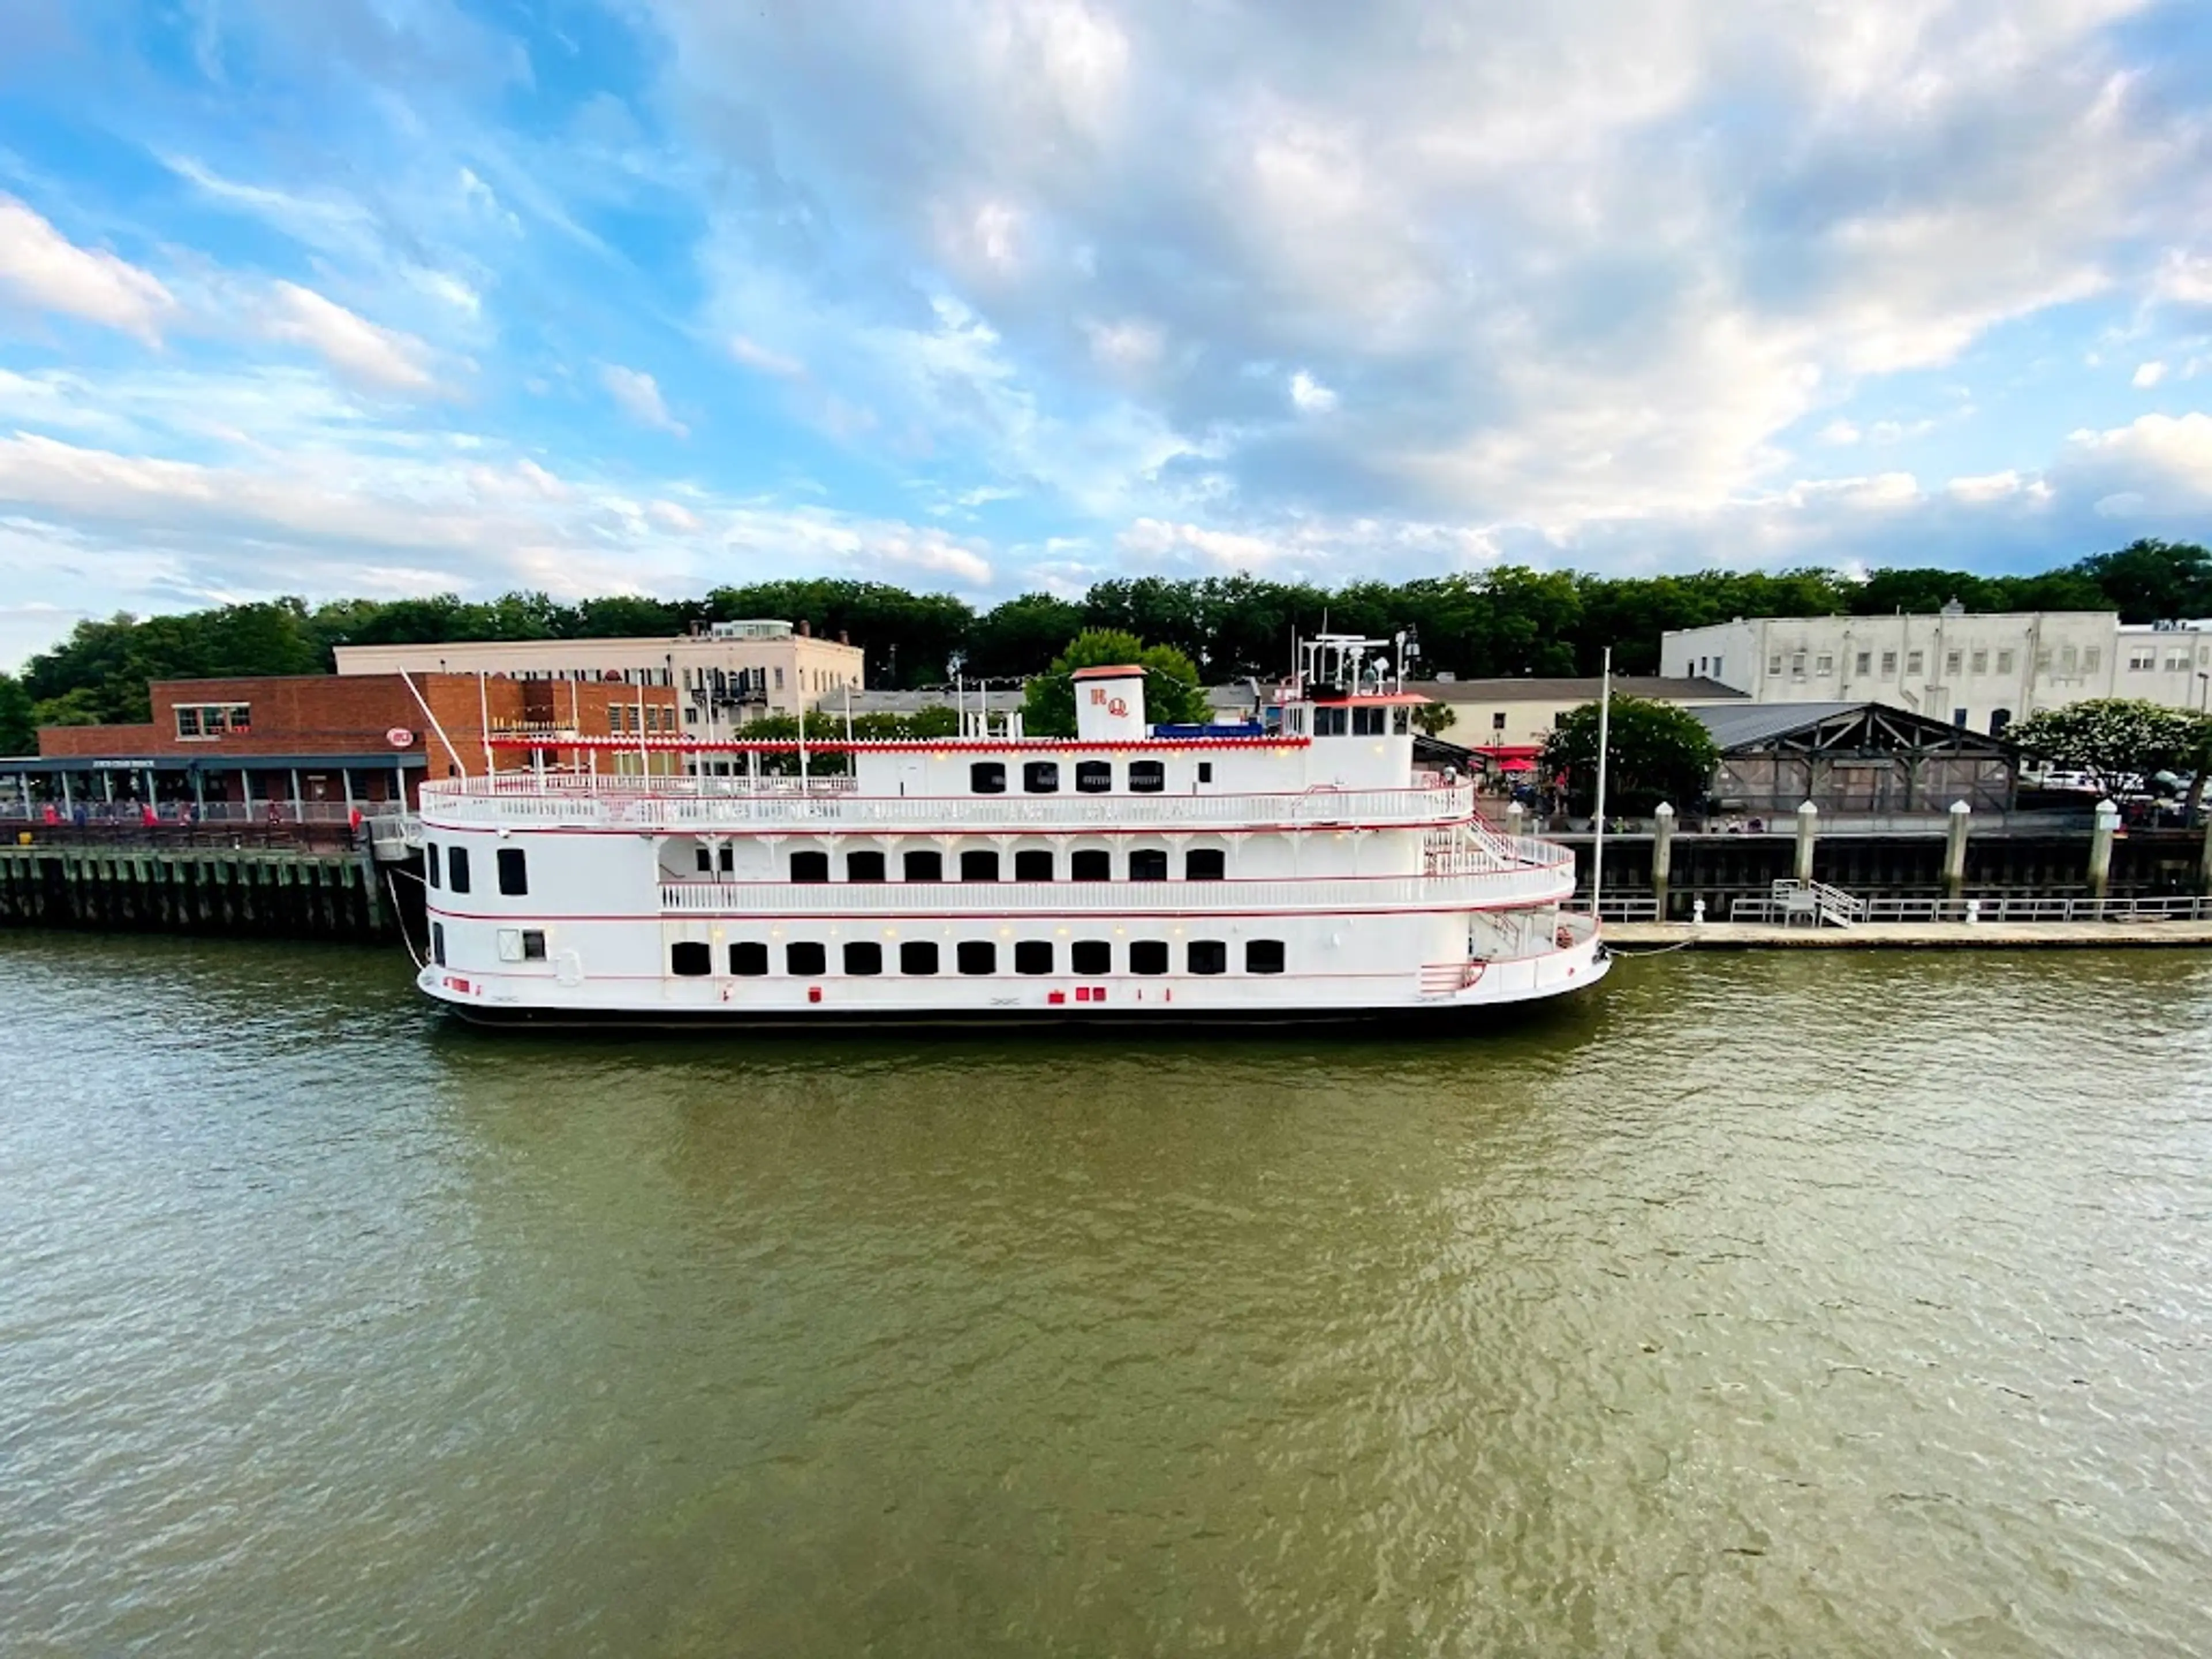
[[1725, 892, 2212, 925]]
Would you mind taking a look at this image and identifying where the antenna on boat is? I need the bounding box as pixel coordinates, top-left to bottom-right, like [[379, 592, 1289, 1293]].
[[1591, 646, 1611, 923]]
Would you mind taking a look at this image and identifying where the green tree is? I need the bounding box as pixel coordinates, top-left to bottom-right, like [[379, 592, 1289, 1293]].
[[2070, 539, 2212, 623], [1021, 630, 1210, 736], [0, 672, 36, 753], [1410, 699, 1457, 737], [2007, 699, 2212, 803], [965, 593, 1086, 679], [1540, 696, 1721, 815]]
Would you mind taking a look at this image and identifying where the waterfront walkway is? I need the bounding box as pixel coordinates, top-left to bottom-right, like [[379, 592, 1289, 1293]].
[[1608, 919, 2212, 949]]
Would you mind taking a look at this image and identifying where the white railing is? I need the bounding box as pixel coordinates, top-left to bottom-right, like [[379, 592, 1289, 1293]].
[[1562, 894, 1661, 921], [0, 799, 408, 826], [423, 778, 1482, 835], [658, 865, 1575, 916], [1726, 892, 2212, 924]]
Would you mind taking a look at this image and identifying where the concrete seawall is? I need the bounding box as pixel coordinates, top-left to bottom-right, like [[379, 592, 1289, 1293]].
[[0, 844, 399, 944], [1606, 919, 2212, 950]]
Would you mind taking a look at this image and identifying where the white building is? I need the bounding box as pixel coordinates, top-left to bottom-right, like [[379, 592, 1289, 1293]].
[[1660, 609, 2212, 736], [335, 619, 867, 734]]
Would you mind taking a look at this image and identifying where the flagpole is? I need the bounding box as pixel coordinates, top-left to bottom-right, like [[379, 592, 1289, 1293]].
[[1592, 646, 1611, 920]]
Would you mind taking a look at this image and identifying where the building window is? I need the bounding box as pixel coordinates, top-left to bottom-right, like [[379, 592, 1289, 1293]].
[[1971, 650, 1988, 675], [1314, 706, 1349, 736], [2061, 645, 2078, 673], [787, 941, 827, 976], [970, 762, 1006, 794], [1815, 654, 1833, 676], [431, 922, 446, 967], [1907, 650, 1925, 675], [791, 850, 830, 884], [1246, 939, 1285, 974], [172, 702, 251, 738], [2169, 653, 2191, 672], [1129, 940, 1169, 975], [1188, 940, 1228, 975], [1075, 760, 1112, 793], [176, 706, 201, 738], [1128, 849, 1169, 881], [843, 941, 882, 976], [1023, 761, 1059, 794], [1491, 711, 1508, 732], [1953, 707, 1968, 728], [730, 942, 768, 975], [1996, 649, 2014, 674], [774, 668, 785, 690], [1070, 939, 1111, 975], [1854, 652, 1872, 676], [425, 842, 441, 889], [2085, 647, 2101, 672], [1185, 848, 1225, 881], [1014, 849, 1054, 881], [496, 847, 528, 896], [960, 850, 999, 882], [1128, 760, 1165, 793], [448, 846, 472, 894], [1015, 940, 1053, 975], [903, 850, 942, 883], [1767, 654, 1782, 676], [2036, 649, 2052, 672], [2129, 651, 2154, 672], [1990, 709, 2012, 737], [900, 940, 938, 976], [1791, 653, 1806, 677], [1711, 657, 1722, 681], [957, 940, 996, 976], [847, 850, 886, 883], [1071, 849, 1111, 881], [1881, 651, 1897, 677], [671, 941, 712, 976], [1945, 650, 1963, 677], [522, 930, 546, 961]]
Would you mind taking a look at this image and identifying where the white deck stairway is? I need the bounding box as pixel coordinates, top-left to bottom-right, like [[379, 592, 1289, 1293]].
[[1771, 878, 1865, 929]]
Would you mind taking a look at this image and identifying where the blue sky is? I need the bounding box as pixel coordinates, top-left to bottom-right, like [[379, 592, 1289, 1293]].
[[1, 0, 2210, 667]]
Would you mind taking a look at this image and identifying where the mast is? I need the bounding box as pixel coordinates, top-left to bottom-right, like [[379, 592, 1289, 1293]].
[[1591, 646, 1611, 920]]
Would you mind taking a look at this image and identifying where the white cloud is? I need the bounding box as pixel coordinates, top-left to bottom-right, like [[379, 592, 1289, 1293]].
[[1288, 370, 1337, 414], [0, 194, 176, 343], [728, 335, 805, 377], [2133, 360, 2168, 388], [1082, 317, 1164, 372], [1818, 419, 1862, 446], [599, 363, 687, 436], [262, 282, 436, 393]]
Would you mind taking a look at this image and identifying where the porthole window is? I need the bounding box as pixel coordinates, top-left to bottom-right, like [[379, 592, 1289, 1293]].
[[847, 850, 886, 883], [1014, 849, 1054, 881], [730, 942, 769, 976], [957, 940, 997, 975], [970, 762, 1007, 794], [1246, 940, 1286, 975], [1129, 940, 1169, 975], [671, 941, 711, 976], [900, 940, 940, 975], [1023, 761, 1059, 794], [1128, 760, 1165, 793], [843, 941, 882, 976], [1075, 760, 1112, 793], [1070, 939, 1111, 975], [1188, 940, 1227, 975], [791, 851, 830, 884], [903, 850, 942, 883], [1185, 848, 1225, 881], [786, 941, 827, 976], [1128, 849, 1168, 882], [1014, 940, 1053, 975], [960, 850, 1000, 882], [1070, 849, 1111, 882]]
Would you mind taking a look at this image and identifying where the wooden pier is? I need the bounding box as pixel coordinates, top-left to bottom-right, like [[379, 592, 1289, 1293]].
[[0, 842, 398, 943], [1605, 919, 2212, 950]]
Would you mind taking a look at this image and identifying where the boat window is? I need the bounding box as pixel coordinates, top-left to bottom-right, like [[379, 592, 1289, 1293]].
[[1128, 849, 1168, 882], [786, 941, 827, 976], [1075, 760, 1112, 793], [1246, 940, 1285, 975], [448, 846, 471, 893], [1128, 760, 1165, 793], [1197, 762, 1212, 783], [431, 922, 446, 966], [847, 850, 886, 883], [718, 844, 734, 873], [970, 761, 1006, 794], [957, 941, 996, 975], [1014, 849, 1054, 882], [730, 942, 768, 975], [960, 850, 999, 882], [671, 941, 711, 976], [791, 850, 830, 884], [694, 846, 711, 873], [1129, 940, 1169, 974], [497, 847, 528, 896], [1185, 848, 1225, 881], [1392, 707, 1410, 735], [843, 941, 882, 976], [900, 940, 939, 975], [1188, 940, 1227, 975], [1314, 706, 1348, 736], [1070, 849, 1111, 882], [903, 850, 942, 883], [1070, 939, 1111, 975], [522, 930, 547, 961], [1015, 940, 1053, 975], [1024, 761, 1059, 794], [1353, 706, 1387, 736]]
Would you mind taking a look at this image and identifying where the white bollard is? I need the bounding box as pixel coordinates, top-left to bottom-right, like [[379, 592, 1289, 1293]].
[[1692, 897, 1707, 926], [1964, 897, 1980, 925]]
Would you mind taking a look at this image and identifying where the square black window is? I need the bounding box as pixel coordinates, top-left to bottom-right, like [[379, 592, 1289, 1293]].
[[1023, 761, 1059, 793], [1246, 939, 1286, 975], [791, 850, 830, 884], [1188, 940, 1228, 975], [960, 850, 999, 882], [497, 847, 528, 895], [957, 940, 996, 975], [1070, 939, 1111, 975], [730, 941, 769, 975], [786, 941, 827, 976], [1197, 762, 1212, 783], [847, 850, 886, 883], [1014, 849, 1054, 881], [521, 930, 547, 961], [1128, 849, 1168, 882], [903, 850, 942, 882], [1014, 940, 1053, 975], [1075, 760, 1112, 793], [447, 846, 472, 893], [425, 843, 441, 889], [430, 921, 446, 966], [970, 762, 1006, 794], [1129, 940, 1169, 974], [1128, 760, 1165, 793], [843, 941, 883, 976], [1070, 849, 1111, 882], [671, 941, 711, 976], [1185, 848, 1225, 881], [900, 940, 939, 975]]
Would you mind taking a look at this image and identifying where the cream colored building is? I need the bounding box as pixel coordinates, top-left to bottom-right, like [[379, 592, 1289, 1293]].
[[1402, 675, 1746, 749], [334, 619, 866, 733], [1660, 609, 2212, 736]]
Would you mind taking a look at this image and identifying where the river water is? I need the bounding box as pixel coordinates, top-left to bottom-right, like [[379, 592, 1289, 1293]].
[[3, 934, 2209, 1657]]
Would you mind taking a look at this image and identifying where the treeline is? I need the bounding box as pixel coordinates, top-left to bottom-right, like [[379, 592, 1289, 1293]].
[[6, 540, 2209, 745]]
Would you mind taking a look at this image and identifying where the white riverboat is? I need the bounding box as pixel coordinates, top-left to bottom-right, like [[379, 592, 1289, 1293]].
[[412, 637, 1608, 1027]]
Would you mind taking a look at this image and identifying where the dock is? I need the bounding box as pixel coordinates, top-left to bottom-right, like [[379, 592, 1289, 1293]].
[[1605, 919, 2212, 949], [0, 840, 400, 943]]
